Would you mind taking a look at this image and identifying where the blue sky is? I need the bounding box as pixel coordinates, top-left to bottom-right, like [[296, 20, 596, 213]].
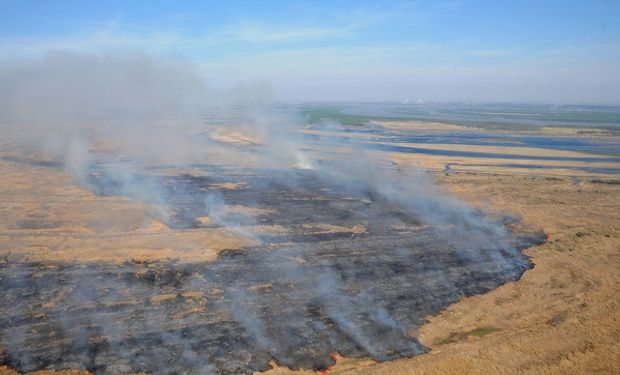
[[1, 0, 619, 103]]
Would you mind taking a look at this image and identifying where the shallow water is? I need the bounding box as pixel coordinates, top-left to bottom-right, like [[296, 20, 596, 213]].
[[303, 132, 620, 167], [303, 103, 620, 156], [339, 103, 620, 129]]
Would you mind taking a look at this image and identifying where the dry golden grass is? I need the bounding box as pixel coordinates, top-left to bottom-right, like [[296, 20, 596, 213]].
[[383, 142, 604, 159], [391, 151, 619, 178], [209, 127, 263, 146], [0, 367, 89, 375], [0, 159, 256, 264], [372, 120, 475, 132]]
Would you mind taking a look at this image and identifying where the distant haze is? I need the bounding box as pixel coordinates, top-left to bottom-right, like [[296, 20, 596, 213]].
[[266, 63, 620, 104], [1, 0, 619, 104]]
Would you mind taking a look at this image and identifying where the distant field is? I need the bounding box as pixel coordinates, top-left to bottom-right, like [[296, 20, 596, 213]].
[[299, 103, 620, 133]]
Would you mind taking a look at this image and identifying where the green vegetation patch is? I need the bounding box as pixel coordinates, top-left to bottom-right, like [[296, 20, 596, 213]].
[[299, 105, 370, 126]]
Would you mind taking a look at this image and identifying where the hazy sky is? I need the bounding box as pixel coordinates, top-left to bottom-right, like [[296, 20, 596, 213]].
[[1, 0, 619, 104]]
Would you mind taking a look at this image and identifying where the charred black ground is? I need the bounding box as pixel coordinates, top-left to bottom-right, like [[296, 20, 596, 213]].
[[0, 166, 545, 374]]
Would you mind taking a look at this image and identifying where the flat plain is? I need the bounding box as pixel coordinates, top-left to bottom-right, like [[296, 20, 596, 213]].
[[1, 118, 619, 375]]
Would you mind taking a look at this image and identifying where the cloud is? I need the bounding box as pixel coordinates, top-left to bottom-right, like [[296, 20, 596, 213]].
[[0, 2, 409, 59], [207, 22, 356, 45], [0, 28, 184, 59]]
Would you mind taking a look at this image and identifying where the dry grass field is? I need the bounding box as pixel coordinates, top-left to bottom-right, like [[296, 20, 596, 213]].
[[1, 122, 619, 375]]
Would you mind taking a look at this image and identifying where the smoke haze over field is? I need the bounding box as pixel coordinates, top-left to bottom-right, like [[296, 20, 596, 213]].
[[0, 51, 550, 374], [0, 50, 532, 253], [0, 52, 277, 182], [0, 52, 509, 236]]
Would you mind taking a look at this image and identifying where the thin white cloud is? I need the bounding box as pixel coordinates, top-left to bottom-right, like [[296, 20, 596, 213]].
[[0, 2, 418, 59], [0, 18, 361, 59], [207, 22, 356, 44]]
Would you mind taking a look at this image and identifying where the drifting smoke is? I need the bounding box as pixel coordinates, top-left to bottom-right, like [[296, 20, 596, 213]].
[[0, 51, 545, 374], [0, 51, 275, 222], [0, 52, 202, 183]]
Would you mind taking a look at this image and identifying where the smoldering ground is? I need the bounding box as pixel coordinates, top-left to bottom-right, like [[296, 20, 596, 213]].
[[0, 52, 545, 374]]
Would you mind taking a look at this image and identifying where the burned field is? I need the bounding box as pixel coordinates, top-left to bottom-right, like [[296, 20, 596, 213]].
[[0, 166, 545, 374]]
